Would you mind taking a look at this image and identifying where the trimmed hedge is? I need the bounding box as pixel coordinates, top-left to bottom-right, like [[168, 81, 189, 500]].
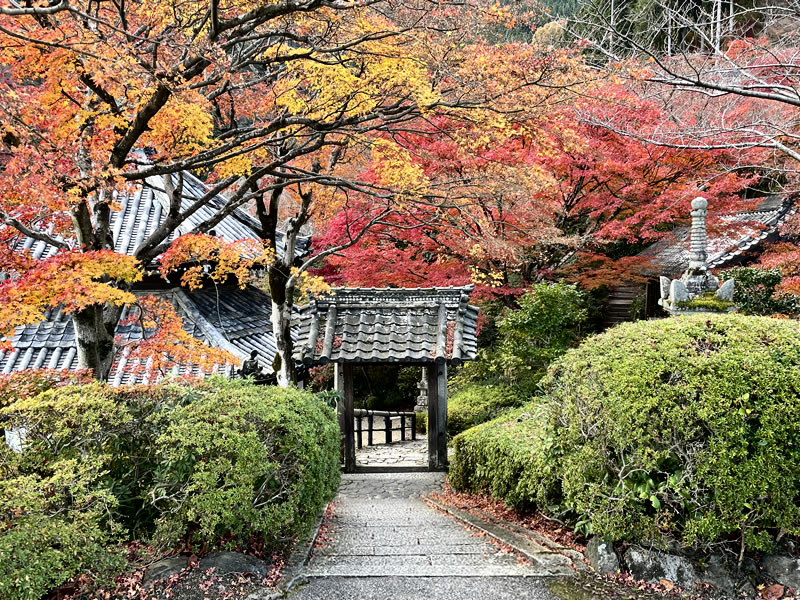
[[451, 314, 800, 552], [447, 384, 523, 436], [0, 378, 340, 600], [149, 381, 341, 548], [450, 402, 558, 508], [0, 453, 125, 600]]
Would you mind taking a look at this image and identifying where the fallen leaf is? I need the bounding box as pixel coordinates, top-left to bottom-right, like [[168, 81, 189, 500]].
[[659, 578, 675, 591], [763, 584, 785, 600]]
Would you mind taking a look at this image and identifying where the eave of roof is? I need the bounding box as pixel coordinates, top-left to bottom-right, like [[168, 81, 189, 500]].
[[9, 170, 310, 263], [0, 284, 279, 385], [637, 196, 795, 278], [293, 286, 480, 366]]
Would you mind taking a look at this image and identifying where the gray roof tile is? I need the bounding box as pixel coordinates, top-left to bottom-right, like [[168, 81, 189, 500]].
[[0, 285, 279, 384], [293, 286, 479, 365], [11, 171, 310, 263], [638, 196, 795, 277]]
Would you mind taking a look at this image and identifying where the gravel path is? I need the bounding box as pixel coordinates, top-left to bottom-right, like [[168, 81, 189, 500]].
[[355, 438, 428, 468]]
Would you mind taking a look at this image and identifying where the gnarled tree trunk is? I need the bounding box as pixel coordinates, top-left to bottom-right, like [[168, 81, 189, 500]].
[[72, 303, 123, 381]]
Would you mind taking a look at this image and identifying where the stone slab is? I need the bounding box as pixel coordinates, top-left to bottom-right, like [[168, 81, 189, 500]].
[[316, 543, 490, 557], [287, 577, 563, 600]]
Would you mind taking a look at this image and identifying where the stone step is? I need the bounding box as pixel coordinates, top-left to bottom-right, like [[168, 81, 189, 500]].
[[315, 542, 496, 557], [305, 553, 542, 577]]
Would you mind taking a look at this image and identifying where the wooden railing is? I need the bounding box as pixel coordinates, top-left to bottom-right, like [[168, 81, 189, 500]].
[[353, 408, 417, 449]]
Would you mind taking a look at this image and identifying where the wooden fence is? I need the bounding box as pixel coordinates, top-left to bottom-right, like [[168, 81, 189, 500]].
[[353, 408, 417, 449]]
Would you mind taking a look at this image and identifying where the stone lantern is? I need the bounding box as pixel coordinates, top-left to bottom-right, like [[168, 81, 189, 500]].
[[414, 367, 428, 413], [658, 197, 735, 315]]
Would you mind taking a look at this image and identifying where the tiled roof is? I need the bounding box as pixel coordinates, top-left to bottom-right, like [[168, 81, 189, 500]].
[[638, 196, 795, 277], [293, 286, 479, 365], [178, 285, 280, 367], [10, 171, 310, 262], [1, 284, 481, 380], [0, 285, 279, 384]]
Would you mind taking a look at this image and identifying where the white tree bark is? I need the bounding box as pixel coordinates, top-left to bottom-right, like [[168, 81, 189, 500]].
[[270, 297, 294, 387]]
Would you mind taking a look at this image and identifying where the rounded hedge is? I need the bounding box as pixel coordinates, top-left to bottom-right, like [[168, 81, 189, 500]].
[[447, 384, 523, 436], [0, 378, 341, 600], [451, 314, 800, 552], [450, 402, 558, 509], [149, 381, 341, 548]]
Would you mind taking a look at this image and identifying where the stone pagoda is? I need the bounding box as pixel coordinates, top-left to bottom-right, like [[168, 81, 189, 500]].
[[658, 197, 735, 315]]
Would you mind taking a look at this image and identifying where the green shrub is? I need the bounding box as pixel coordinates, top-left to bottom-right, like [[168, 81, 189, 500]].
[[0, 451, 125, 600], [5, 382, 186, 536], [416, 411, 427, 434], [447, 384, 523, 436], [0, 383, 129, 600], [150, 380, 341, 548], [675, 291, 734, 312], [451, 314, 800, 552], [451, 282, 588, 394], [449, 402, 559, 508], [0, 378, 341, 598], [720, 266, 799, 316]]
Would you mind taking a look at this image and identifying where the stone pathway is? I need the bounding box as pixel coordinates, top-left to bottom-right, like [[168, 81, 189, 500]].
[[287, 473, 666, 600], [355, 438, 428, 468], [303, 473, 575, 578], [288, 576, 564, 599]]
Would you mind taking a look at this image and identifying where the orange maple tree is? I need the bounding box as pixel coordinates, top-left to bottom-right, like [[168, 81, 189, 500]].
[[0, 0, 584, 383]]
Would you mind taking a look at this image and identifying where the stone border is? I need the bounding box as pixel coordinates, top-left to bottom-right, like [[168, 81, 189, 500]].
[[424, 496, 589, 575], [276, 501, 332, 594]]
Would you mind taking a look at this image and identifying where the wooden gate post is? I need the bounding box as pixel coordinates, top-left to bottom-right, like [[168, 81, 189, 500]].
[[335, 362, 356, 472], [427, 361, 448, 470]]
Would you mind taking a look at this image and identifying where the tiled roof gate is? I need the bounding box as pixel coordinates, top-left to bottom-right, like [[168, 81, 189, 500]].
[[293, 286, 480, 473], [294, 286, 479, 365]]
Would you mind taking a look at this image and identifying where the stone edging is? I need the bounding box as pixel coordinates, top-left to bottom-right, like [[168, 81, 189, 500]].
[[424, 496, 589, 575], [275, 501, 333, 596]]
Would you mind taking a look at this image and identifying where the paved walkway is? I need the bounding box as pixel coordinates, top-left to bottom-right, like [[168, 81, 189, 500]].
[[303, 473, 574, 578], [288, 473, 663, 600], [288, 576, 564, 599], [355, 438, 428, 468]]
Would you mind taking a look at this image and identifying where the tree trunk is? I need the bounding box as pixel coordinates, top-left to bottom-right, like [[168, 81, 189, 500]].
[[72, 303, 123, 381], [268, 260, 296, 387], [270, 297, 295, 387]]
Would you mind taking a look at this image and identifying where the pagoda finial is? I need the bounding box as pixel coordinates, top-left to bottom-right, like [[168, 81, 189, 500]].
[[688, 196, 708, 273]]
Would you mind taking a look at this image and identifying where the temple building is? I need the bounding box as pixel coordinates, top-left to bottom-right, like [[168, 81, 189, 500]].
[[0, 172, 309, 382], [605, 195, 795, 325]]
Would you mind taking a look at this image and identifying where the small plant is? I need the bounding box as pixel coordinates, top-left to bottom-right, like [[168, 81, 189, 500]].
[[675, 291, 734, 312], [720, 266, 799, 316], [629, 292, 647, 321], [316, 389, 342, 409]]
